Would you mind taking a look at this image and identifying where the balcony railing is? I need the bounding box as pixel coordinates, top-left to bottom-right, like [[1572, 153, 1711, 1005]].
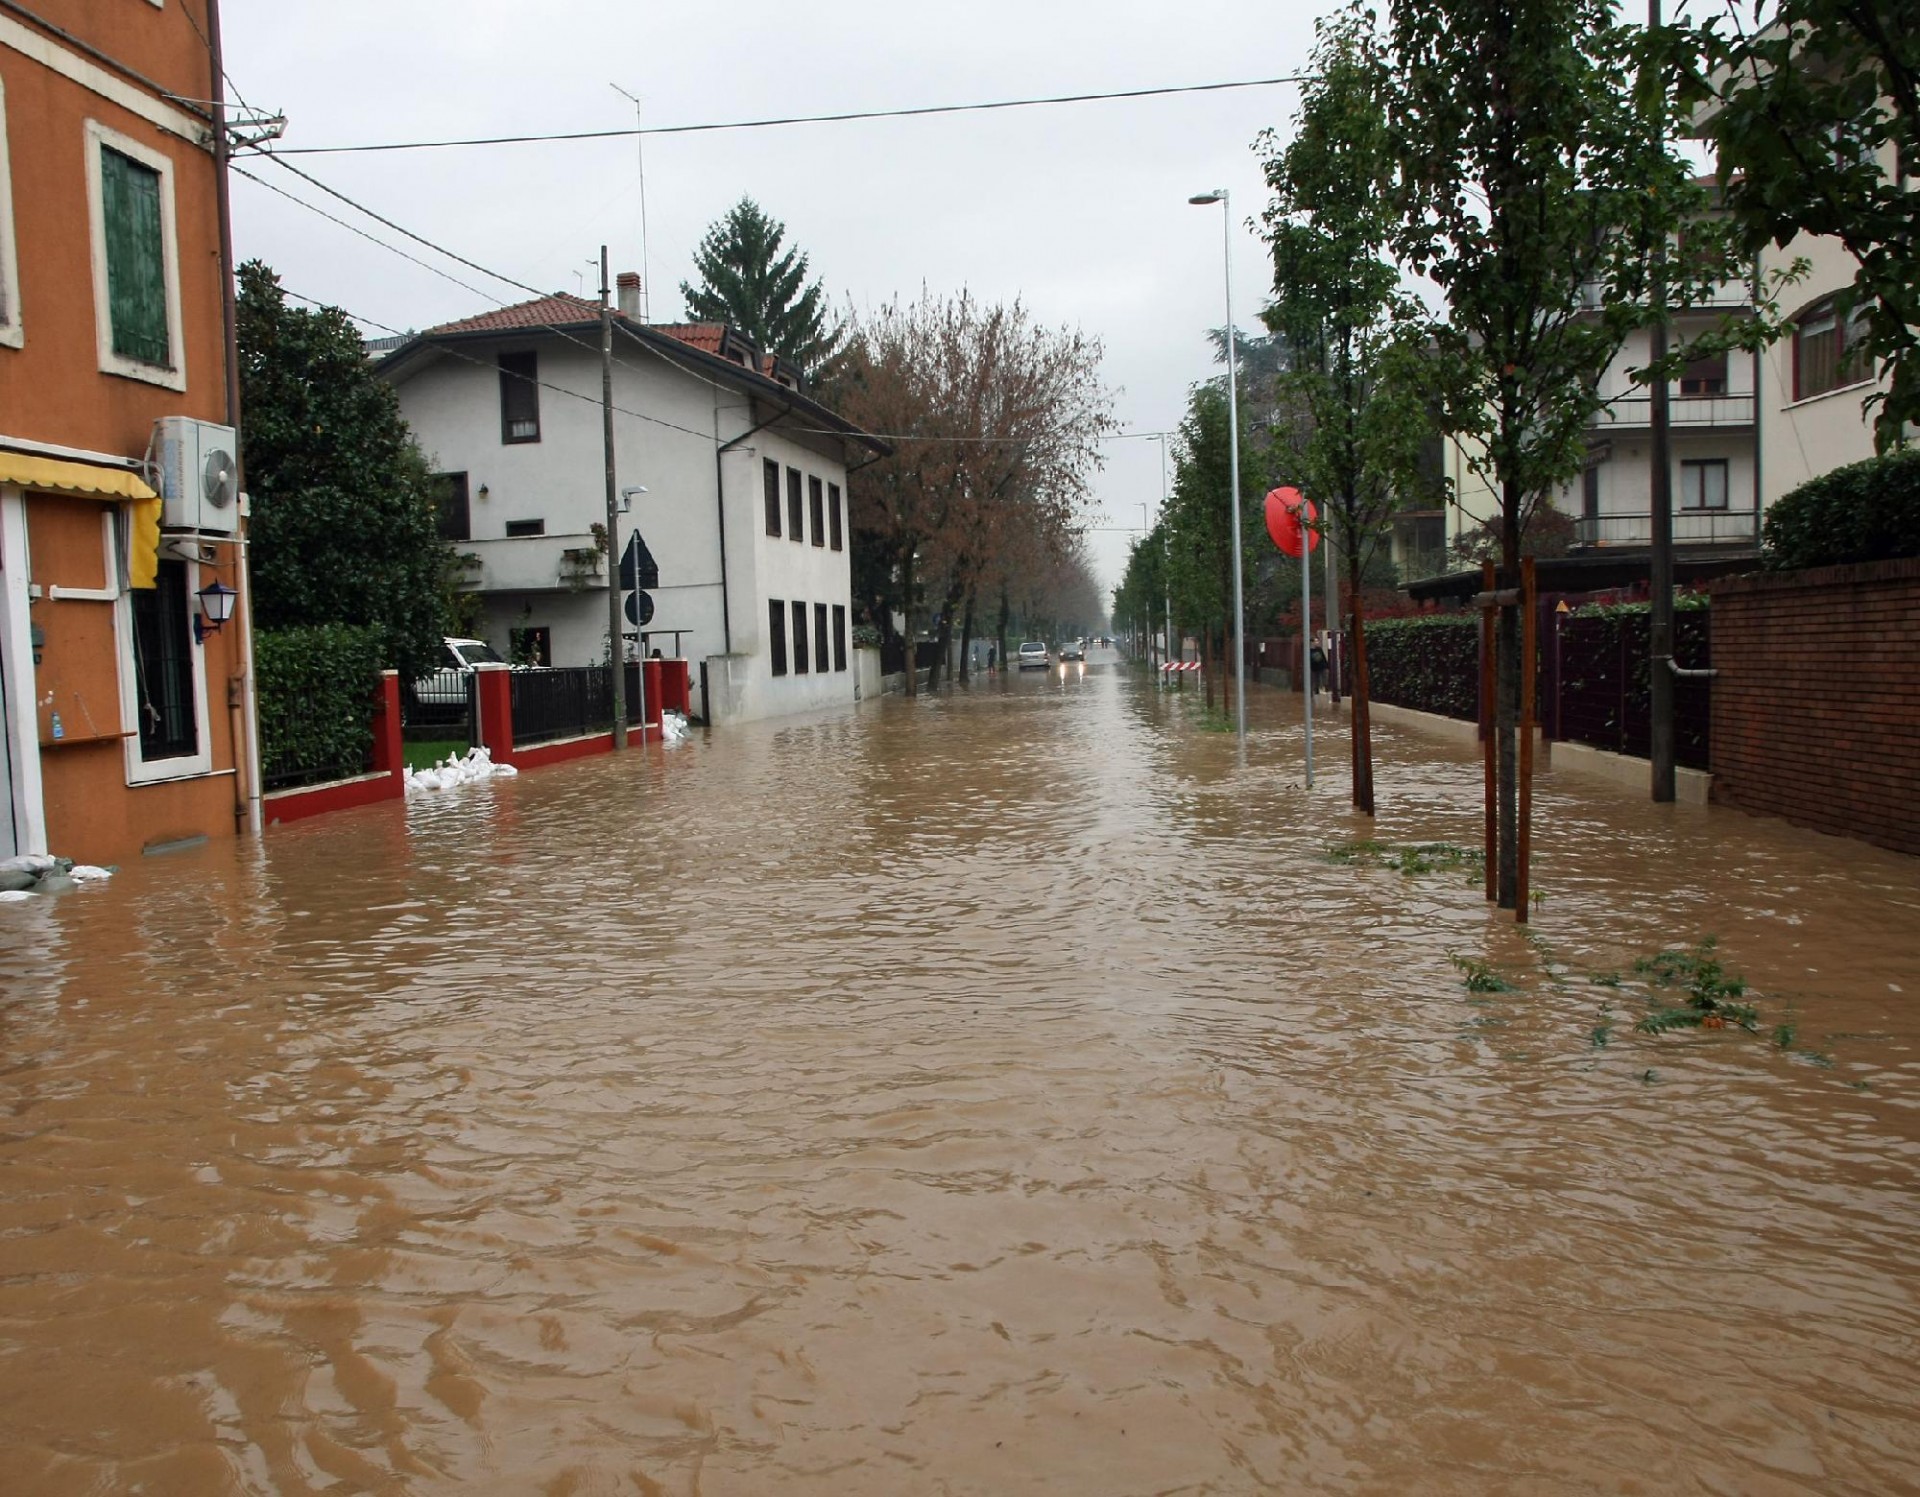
[[1590, 393, 1755, 429], [1572, 508, 1759, 548]]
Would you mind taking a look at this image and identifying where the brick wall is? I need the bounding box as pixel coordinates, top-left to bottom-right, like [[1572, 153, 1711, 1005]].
[[1709, 558, 1920, 856]]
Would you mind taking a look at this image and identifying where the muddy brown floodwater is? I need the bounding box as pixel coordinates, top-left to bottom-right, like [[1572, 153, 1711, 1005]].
[[3, 652, 1918, 1494]]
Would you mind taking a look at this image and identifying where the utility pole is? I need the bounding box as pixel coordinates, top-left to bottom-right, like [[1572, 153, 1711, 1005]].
[[600, 246, 629, 749], [1648, 0, 1675, 802]]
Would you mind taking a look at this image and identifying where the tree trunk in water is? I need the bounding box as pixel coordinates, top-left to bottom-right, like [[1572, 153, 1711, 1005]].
[[901, 548, 918, 698], [958, 590, 976, 683], [1497, 501, 1522, 909], [1349, 559, 1375, 816], [1204, 627, 1216, 710], [996, 584, 1010, 674], [926, 579, 963, 692]]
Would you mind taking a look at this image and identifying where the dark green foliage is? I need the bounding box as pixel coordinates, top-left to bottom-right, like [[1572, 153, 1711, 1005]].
[[238, 261, 449, 684], [1329, 838, 1483, 876], [679, 198, 842, 378], [1362, 613, 1480, 720], [254, 625, 383, 785], [1628, 940, 1759, 1034], [1762, 451, 1920, 570]]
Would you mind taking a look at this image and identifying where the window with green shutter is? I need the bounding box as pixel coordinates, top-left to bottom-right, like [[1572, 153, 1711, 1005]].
[[100, 147, 170, 367]]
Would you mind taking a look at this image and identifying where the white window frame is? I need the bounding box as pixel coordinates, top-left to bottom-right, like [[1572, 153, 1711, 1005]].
[[116, 548, 213, 783], [0, 76, 21, 350], [84, 118, 186, 391]]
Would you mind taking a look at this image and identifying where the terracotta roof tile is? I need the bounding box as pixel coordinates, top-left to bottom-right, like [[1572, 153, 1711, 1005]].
[[651, 322, 727, 354], [425, 294, 604, 336]]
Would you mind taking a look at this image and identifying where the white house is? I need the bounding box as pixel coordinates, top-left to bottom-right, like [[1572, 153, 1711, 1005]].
[[375, 278, 887, 725]]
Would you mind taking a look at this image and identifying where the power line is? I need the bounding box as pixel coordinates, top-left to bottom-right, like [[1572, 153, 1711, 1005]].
[[260, 75, 1313, 157]]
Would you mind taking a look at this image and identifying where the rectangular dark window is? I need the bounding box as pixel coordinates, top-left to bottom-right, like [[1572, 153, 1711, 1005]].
[[828, 483, 843, 551], [499, 351, 540, 443], [1679, 352, 1727, 396], [791, 599, 809, 673], [131, 560, 197, 760], [763, 458, 782, 537], [1681, 458, 1729, 511], [504, 518, 545, 538], [434, 471, 471, 541], [815, 602, 829, 670], [787, 467, 803, 542], [1582, 463, 1601, 522], [833, 604, 848, 671], [509, 626, 551, 666], [768, 599, 788, 676], [809, 476, 826, 547], [101, 146, 170, 367]]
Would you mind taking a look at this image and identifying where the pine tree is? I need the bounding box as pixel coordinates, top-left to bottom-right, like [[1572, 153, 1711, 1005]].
[[678, 198, 841, 378]]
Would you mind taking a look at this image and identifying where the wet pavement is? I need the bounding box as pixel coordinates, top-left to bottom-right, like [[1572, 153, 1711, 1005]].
[[2, 648, 1918, 1494]]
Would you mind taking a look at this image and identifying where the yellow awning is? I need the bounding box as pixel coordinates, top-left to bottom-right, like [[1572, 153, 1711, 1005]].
[[0, 450, 158, 502]]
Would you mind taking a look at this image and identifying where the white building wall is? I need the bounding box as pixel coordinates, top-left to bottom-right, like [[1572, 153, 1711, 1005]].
[[388, 329, 859, 725]]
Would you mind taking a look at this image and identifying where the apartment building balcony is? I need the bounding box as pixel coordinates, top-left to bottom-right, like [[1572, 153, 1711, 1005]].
[[1589, 393, 1755, 430], [457, 533, 608, 593], [1572, 508, 1760, 549]]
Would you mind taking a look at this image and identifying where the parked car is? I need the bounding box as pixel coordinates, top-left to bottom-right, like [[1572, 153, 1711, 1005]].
[[410, 636, 506, 721], [1017, 641, 1050, 671], [1058, 640, 1084, 662]]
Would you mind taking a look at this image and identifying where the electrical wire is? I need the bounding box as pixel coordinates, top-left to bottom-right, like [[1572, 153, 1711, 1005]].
[[263, 76, 1314, 157]]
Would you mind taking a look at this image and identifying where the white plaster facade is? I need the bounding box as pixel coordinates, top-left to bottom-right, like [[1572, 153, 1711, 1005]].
[[378, 301, 884, 726]]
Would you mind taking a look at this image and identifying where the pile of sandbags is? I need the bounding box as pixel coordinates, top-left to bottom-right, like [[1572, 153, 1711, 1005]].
[[404, 745, 520, 795], [0, 854, 113, 901]]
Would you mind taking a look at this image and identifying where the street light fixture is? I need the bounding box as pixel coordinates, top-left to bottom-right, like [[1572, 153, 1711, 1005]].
[[1189, 188, 1247, 746]]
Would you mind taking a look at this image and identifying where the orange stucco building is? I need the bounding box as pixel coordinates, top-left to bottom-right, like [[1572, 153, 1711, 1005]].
[[0, 0, 257, 866]]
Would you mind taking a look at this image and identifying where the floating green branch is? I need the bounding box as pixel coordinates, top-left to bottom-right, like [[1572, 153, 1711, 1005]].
[[1450, 954, 1516, 994], [1327, 840, 1486, 877]]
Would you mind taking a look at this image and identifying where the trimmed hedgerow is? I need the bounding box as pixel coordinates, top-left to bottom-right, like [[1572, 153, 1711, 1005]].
[[1364, 613, 1481, 721], [1764, 450, 1920, 571], [255, 624, 384, 789]]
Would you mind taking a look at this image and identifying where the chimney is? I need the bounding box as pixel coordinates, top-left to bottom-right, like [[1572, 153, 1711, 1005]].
[[615, 271, 642, 321]]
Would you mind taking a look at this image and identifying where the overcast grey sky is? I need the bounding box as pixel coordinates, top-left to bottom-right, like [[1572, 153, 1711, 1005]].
[[225, 0, 1327, 602]]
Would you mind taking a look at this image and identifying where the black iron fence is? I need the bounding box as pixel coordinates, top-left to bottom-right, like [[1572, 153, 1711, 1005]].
[[261, 734, 375, 793], [510, 665, 613, 747], [1553, 607, 1712, 769], [401, 674, 477, 746]]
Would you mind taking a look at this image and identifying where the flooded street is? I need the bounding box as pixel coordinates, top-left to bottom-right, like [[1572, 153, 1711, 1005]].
[[3, 651, 1918, 1494]]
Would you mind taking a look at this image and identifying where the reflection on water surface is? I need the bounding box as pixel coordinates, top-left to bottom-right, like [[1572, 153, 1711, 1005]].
[[2, 656, 1917, 1493]]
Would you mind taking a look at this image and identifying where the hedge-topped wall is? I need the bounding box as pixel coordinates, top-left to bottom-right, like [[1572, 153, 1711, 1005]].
[[1364, 613, 1481, 721], [255, 624, 385, 791]]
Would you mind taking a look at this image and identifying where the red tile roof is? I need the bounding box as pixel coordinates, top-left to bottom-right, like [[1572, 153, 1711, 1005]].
[[650, 322, 727, 354], [425, 294, 603, 336]]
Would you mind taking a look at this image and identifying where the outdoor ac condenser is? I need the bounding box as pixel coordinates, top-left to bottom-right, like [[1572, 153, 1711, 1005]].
[[152, 416, 240, 535]]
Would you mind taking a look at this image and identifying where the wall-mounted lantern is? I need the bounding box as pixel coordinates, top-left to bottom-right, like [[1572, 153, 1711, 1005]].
[[193, 579, 238, 644]]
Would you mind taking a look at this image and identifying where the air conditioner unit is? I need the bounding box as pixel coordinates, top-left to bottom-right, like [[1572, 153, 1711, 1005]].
[[152, 416, 240, 535]]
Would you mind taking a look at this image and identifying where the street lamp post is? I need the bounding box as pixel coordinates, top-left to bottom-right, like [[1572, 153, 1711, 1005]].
[[1190, 189, 1246, 746]]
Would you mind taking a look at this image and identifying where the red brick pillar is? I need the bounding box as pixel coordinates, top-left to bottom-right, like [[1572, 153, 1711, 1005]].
[[662, 658, 690, 714], [641, 658, 663, 734], [371, 669, 403, 787], [474, 663, 515, 764]]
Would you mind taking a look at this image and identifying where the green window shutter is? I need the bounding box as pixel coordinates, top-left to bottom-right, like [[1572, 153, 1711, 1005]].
[[101, 147, 170, 367]]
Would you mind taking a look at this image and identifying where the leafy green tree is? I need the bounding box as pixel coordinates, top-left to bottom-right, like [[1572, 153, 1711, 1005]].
[[1385, 0, 1736, 909], [1261, 4, 1441, 816], [679, 198, 842, 377], [1699, 2, 1919, 447], [237, 260, 448, 684]]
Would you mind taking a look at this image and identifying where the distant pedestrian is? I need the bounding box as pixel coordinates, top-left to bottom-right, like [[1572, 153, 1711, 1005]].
[[1309, 638, 1328, 697], [987, 645, 997, 672]]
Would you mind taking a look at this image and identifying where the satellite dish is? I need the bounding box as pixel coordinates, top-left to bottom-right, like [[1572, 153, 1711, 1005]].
[[203, 448, 238, 509]]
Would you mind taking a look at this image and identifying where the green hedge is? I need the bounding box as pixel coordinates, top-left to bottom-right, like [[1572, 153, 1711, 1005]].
[[1764, 450, 1920, 570], [255, 625, 385, 789], [1363, 613, 1480, 721]]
